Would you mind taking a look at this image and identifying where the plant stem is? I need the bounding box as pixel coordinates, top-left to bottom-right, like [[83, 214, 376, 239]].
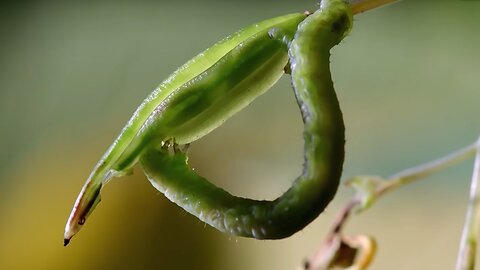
[[348, 0, 401, 14], [378, 141, 478, 197], [456, 138, 480, 270]]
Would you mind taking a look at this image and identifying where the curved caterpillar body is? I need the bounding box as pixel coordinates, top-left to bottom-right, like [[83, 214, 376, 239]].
[[140, 0, 352, 239], [64, 12, 307, 244]]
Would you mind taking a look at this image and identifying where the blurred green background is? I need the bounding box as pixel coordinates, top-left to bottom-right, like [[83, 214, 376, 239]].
[[1, 0, 479, 269]]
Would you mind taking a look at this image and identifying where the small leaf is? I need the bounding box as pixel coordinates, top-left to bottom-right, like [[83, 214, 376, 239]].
[[345, 176, 386, 211]]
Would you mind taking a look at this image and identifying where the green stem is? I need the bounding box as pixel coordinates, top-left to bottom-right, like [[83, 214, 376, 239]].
[[378, 141, 478, 197], [456, 138, 480, 270], [347, 0, 401, 14]]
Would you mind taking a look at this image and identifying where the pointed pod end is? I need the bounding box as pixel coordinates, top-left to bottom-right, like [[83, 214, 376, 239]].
[[64, 181, 103, 247]]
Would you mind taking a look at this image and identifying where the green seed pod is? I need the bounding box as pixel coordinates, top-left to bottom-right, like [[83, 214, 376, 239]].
[[64, 12, 307, 245]]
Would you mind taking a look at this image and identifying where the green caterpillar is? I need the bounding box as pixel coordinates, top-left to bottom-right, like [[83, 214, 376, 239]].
[[140, 0, 352, 239]]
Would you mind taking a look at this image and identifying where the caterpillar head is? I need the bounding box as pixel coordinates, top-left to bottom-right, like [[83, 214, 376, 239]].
[[320, 0, 353, 41]]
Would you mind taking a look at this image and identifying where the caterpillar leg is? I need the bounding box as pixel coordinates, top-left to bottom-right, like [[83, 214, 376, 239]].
[[268, 27, 293, 74]]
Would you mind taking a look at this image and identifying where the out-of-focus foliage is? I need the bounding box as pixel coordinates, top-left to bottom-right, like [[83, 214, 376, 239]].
[[0, 1, 479, 269]]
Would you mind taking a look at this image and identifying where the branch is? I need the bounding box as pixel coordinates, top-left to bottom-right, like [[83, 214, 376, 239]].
[[456, 138, 480, 270], [379, 141, 478, 198], [348, 0, 401, 15]]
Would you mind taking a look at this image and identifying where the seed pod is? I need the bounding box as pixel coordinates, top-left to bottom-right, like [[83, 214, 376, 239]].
[[64, 12, 307, 245]]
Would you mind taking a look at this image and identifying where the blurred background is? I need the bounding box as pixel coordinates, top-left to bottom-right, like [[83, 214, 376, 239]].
[[1, 0, 479, 269]]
